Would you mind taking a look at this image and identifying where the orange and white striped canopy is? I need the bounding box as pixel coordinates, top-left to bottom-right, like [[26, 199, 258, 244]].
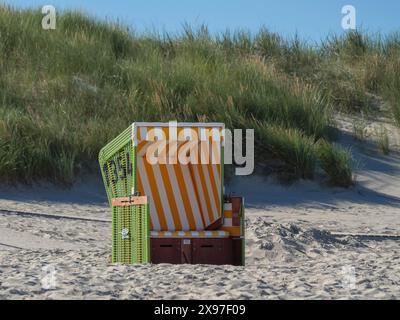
[[132, 122, 225, 231]]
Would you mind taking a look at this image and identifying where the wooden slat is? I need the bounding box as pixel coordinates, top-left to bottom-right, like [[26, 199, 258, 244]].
[[112, 196, 148, 206]]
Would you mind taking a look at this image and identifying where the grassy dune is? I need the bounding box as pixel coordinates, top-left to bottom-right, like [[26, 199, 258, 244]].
[[1, 7, 399, 186]]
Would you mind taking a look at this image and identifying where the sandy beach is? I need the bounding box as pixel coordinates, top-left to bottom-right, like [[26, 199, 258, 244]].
[[1, 119, 400, 300]]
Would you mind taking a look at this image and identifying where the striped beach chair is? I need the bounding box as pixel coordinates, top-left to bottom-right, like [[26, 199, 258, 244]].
[[99, 122, 245, 265]]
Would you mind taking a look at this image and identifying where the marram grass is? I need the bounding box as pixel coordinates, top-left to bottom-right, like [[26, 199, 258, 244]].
[[2, 7, 398, 186]]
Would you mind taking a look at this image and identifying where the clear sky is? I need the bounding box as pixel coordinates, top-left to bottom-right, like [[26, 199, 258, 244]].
[[3, 0, 400, 42]]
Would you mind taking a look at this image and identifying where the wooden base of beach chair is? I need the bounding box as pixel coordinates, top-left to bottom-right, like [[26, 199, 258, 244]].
[[232, 238, 244, 266], [192, 238, 233, 265], [150, 238, 182, 264], [151, 237, 236, 265]]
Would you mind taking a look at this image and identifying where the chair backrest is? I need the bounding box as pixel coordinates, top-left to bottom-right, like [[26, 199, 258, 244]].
[[134, 123, 224, 231]]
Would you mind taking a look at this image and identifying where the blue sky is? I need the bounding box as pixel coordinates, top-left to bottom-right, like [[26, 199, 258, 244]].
[[3, 0, 400, 41]]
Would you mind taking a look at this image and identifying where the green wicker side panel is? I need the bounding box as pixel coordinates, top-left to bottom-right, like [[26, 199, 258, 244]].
[[132, 202, 150, 263], [99, 125, 135, 205], [112, 203, 150, 264], [241, 198, 245, 266], [220, 146, 224, 218]]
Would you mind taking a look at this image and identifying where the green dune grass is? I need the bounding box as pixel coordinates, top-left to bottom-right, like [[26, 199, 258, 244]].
[[1, 6, 398, 186]]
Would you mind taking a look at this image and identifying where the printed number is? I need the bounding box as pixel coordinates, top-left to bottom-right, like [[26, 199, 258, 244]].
[[126, 152, 133, 175], [110, 160, 118, 185], [104, 152, 132, 186], [116, 155, 126, 180], [103, 163, 110, 187]]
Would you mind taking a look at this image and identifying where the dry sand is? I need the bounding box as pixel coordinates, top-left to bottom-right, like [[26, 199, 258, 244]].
[[0, 120, 400, 300]]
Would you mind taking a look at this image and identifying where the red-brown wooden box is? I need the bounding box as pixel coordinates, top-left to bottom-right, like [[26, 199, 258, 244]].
[[151, 238, 234, 265]]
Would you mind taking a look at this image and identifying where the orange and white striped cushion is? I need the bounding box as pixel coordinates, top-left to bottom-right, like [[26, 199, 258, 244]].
[[134, 124, 223, 231], [150, 230, 229, 238], [221, 202, 241, 237]]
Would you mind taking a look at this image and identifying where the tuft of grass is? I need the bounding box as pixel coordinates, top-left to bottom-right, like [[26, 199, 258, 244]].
[[352, 116, 368, 141], [374, 125, 390, 155], [392, 100, 400, 126], [317, 140, 354, 187], [381, 55, 400, 126], [253, 122, 317, 179]]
